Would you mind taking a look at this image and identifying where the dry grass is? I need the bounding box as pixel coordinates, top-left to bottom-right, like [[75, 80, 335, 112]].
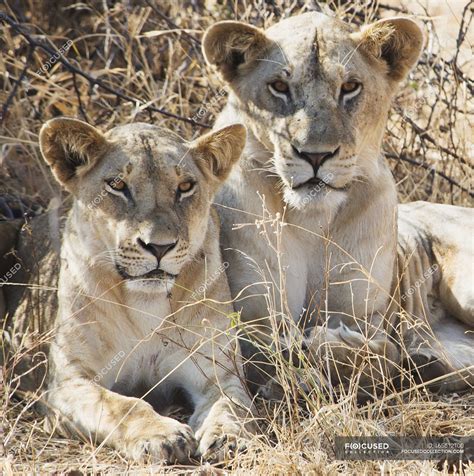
[[1, 0, 473, 474]]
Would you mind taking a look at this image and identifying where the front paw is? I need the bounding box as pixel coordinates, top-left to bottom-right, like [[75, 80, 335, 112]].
[[122, 416, 197, 463], [195, 420, 246, 463]]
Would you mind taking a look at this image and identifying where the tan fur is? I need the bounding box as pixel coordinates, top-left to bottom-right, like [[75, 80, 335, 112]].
[[353, 17, 426, 80], [203, 12, 473, 395], [203, 21, 271, 83], [9, 118, 254, 462]]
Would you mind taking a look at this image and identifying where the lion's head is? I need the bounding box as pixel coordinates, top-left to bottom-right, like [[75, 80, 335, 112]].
[[203, 12, 423, 209], [39, 118, 245, 292]]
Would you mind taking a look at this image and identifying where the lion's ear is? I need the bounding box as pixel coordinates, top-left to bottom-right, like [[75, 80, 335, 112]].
[[352, 17, 424, 82], [39, 118, 109, 191], [202, 21, 272, 83], [192, 124, 246, 184]]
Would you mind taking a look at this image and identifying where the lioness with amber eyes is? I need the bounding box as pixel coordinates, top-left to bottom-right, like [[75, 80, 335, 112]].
[[202, 12, 474, 395], [31, 118, 254, 462]]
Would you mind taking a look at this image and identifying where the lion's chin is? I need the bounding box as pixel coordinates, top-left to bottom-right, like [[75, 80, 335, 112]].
[[124, 276, 176, 294], [283, 185, 347, 211], [117, 266, 177, 293]]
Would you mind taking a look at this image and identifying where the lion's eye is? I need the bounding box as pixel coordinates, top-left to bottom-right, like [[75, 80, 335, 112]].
[[105, 176, 133, 202], [270, 80, 289, 93], [341, 82, 359, 93], [178, 181, 195, 194], [268, 80, 290, 100], [106, 178, 127, 191], [340, 81, 362, 103]]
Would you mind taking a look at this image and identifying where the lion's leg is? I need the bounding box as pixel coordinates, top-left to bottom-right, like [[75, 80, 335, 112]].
[[46, 377, 197, 462], [303, 323, 399, 396], [192, 393, 254, 462], [186, 359, 255, 461]]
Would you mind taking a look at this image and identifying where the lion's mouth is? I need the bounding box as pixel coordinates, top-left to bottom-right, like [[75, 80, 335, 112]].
[[117, 266, 177, 281], [290, 173, 350, 192], [292, 177, 329, 190]]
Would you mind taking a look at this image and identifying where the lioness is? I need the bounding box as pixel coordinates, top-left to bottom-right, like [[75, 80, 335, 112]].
[[5, 118, 254, 462], [202, 12, 473, 394]]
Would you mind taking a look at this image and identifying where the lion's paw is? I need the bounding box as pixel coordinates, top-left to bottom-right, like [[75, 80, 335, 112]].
[[195, 421, 246, 463], [122, 417, 197, 463]]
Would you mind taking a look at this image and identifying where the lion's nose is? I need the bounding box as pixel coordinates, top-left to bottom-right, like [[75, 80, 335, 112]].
[[292, 145, 340, 175], [137, 238, 177, 264]]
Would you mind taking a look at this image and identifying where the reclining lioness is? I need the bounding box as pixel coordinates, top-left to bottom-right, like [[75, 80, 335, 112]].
[[18, 118, 254, 462], [202, 12, 474, 395]]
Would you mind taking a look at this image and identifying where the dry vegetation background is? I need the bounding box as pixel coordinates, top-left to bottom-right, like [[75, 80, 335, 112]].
[[0, 0, 473, 474]]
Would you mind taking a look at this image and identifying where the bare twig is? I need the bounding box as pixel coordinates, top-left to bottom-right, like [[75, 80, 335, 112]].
[[386, 153, 473, 197], [1, 48, 34, 124], [402, 115, 472, 168], [453, 1, 473, 68], [143, 0, 201, 46], [0, 14, 211, 128], [71, 72, 90, 124]]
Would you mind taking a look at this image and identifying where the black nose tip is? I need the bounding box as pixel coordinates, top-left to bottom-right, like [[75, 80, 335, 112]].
[[292, 145, 340, 174], [137, 238, 177, 263]]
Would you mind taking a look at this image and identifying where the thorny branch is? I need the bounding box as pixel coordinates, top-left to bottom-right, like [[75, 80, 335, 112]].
[[403, 115, 471, 168], [143, 0, 201, 46], [1, 47, 34, 123], [0, 13, 211, 128], [385, 153, 472, 197]]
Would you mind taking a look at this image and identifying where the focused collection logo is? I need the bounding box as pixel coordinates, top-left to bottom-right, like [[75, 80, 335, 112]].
[[335, 436, 472, 461]]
